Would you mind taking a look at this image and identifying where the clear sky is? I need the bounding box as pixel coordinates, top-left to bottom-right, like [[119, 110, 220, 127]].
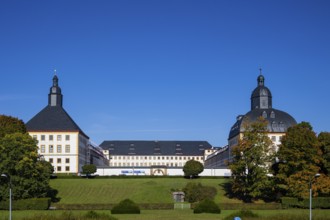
[[1, 0, 329, 146]]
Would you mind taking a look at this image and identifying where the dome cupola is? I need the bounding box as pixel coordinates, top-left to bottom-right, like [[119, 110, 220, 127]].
[[251, 70, 272, 110]]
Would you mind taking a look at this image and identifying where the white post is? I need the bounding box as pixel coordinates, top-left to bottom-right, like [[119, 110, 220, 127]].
[[309, 184, 312, 220], [9, 185, 12, 220]]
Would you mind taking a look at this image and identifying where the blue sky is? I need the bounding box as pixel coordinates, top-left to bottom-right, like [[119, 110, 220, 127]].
[[1, 0, 329, 146]]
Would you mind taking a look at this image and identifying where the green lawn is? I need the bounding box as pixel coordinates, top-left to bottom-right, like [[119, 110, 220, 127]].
[[50, 177, 237, 204], [1, 209, 330, 220]]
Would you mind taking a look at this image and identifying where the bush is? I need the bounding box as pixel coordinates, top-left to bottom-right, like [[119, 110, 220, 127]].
[[223, 209, 259, 220], [183, 182, 217, 203], [193, 199, 220, 214], [111, 199, 140, 214], [0, 198, 50, 210]]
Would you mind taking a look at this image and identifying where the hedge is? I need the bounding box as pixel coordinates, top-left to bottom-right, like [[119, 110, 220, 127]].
[[51, 203, 173, 210], [0, 198, 50, 210], [281, 197, 330, 209]]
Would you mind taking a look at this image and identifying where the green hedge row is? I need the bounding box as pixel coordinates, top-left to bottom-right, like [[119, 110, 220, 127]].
[[52, 203, 174, 210], [281, 197, 330, 209], [218, 202, 282, 210], [0, 198, 50, 210]]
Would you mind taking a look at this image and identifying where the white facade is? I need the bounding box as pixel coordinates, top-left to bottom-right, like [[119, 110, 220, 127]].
[[107, 154, 205, 168], [30, 131, 89, 174], [96, 167, 231, 177]]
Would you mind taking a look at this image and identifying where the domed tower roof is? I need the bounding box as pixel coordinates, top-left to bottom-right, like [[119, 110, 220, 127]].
[[229, 108, 297, 139], [251, 72, 272, 110], [228, 70, 297, 140]]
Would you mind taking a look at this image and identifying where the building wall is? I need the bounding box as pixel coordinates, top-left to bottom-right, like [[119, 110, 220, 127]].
[[107, 154, 205, 168], [29, 131, 88, 173], [96, 167, 231, 177]]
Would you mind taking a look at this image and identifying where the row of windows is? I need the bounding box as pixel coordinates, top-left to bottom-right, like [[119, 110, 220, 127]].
[[40, 145, 71, 153], [55, 166, 70, 172], [33, 134, 71, 142], [270, 136, 283, 142], [48, 158, 70, 164], [112, 156, 203, 161], [110, 162, 186, 167]]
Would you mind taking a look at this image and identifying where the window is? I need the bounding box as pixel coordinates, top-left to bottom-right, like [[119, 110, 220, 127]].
[[41, 145, 45, 153], [65, 158, 70, 163], [41, 135, 45, 141], [49, 135, 53, 141], [49, 158, 53, 163], [65, 145, 70, 153], [271, 136, 276, 142], [65, 166, 70, 172], [32, 135, 37, 140], [57, 158, 61, 163], [65, 135, 70, 141], [270, 111, 275, 118], [57, 135, 62, 141], [57, 145, 62, 153], [49, 145, 54, 153], [57, 166, 62, 171]]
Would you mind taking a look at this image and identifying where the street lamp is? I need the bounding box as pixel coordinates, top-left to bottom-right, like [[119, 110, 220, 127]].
[[1, 174, 12, 220], [309, 173, 320, 220]]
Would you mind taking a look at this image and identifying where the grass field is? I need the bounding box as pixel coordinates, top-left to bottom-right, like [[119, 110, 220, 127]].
[[1, 209, 330, 220], [1, 177, 330, 219], [49, 177, 238, 204]]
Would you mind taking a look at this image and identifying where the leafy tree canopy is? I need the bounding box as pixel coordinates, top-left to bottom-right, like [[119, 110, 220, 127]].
[[0, 115, 54, 201], [276, 122, 330, 198], [318, 132, 330, 175], [229, 117, 275, 202], [0, 115, 26, 138], [183, 160, 204, 178]]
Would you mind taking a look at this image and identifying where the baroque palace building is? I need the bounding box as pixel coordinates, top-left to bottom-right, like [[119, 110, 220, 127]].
[[26, 75, 108, 174], [205, 73, 297, 168], [100, 140, 216, 168]]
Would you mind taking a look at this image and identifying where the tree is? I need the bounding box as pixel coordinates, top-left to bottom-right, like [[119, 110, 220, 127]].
[[183, 160, 204, 178], [0, 115, 54, 201], [229, 117, 275, 202], [318, 132, 330, 175], [275, 122, 330, 198], [0, 115, 26, 138], [82, 164, 97, 177]]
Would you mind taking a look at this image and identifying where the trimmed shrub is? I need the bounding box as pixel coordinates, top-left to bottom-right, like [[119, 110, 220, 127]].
[[223, 209, 258, 220], [0, 198, 50, 210], [193, 199, 220, 214], [111, 199, 140, 214]]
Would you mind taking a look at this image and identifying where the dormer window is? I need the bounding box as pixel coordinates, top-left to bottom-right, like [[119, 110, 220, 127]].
[[270, 111, 275, 118]]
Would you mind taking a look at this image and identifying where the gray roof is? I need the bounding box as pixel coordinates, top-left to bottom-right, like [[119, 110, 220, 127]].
[[26, 105, 89, 139], [100, 140, 212, 156], [229, 108, 297, 139]]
